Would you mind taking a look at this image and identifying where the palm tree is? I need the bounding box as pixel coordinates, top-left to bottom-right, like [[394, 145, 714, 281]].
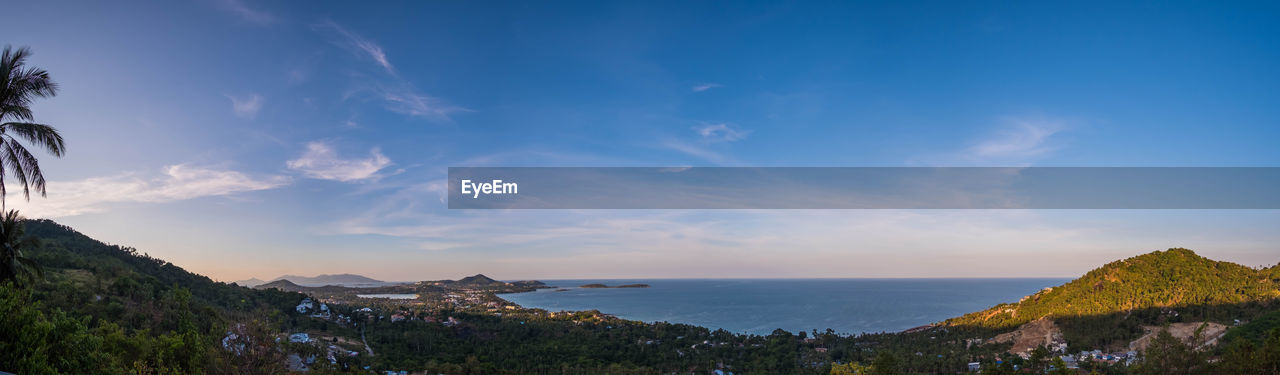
[[0, 45, 66, 285], [1, 45, 67, 211], [0, 210, 41, 285]]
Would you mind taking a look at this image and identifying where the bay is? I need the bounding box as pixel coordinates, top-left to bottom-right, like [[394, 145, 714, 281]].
[[500, 278, 1066, 336]]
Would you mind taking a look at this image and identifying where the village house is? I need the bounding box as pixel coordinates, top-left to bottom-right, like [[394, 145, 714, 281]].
[[295, 298, 313, 313]]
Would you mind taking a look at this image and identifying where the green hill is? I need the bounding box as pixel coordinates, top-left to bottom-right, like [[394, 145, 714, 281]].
[[945, 248, 1280, 350], [1, 219, 305, 374]]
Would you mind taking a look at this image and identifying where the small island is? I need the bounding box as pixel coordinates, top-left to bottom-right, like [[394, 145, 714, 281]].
[[579, 283, 650, 288]]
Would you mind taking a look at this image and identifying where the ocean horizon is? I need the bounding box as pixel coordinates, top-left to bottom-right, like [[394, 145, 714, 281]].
[[500, 278, 1069, 336]]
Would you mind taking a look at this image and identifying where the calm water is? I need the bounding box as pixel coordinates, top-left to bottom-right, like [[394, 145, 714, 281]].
[[500, 279, 1066, 336]]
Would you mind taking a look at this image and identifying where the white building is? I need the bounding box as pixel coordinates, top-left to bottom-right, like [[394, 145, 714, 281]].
[[296, 298, 313, 313]]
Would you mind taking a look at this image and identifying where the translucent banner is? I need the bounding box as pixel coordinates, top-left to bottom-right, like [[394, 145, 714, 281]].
[[447, 167, 1280, 209]]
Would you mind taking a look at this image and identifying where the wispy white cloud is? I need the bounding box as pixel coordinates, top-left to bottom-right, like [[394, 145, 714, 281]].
[[9, 165, 290, 218], [317, 21, 468, 122], [377, 84, 470, 122], [691, 83, 723, 92], [653, 123, 751, 163], [694, 123, 751, 142], [968, 117, 1066, 160], [317, 21, 394, 74], [227, 94, 263, 119], [909, 116, 1071, 166], [217, 0, 274, 25], [287, 141, 392, 182]]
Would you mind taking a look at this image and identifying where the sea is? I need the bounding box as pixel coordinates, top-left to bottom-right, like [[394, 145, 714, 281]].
[[499, 278, 1067, 336]]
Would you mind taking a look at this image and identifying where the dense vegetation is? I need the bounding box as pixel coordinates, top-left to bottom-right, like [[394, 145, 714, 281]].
[[1, 220, 305, 374], [946, 248, 1280, 350]]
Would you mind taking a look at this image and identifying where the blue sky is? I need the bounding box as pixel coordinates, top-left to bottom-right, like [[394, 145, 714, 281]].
[[3, 1, 1278, 281]]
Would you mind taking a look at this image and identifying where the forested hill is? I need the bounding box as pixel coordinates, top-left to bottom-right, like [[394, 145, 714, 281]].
[[944, 248, 1280, 349], [1267, 263, 1280, 282], [21, 219, 304, 313], [2, 219, 305, 374]]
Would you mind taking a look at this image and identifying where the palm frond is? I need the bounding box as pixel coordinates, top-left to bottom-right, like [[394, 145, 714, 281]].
[[5, 138, 45, 199], [15, 67, 56, 98], [0, 46, 58, 123], [0, 46, 61, 211], [0, 156, 6, 206], [0, 138, 35, 200], [2, 210, 21, 228], [0, 105, 32, 122], [1, 122, 65, 157]]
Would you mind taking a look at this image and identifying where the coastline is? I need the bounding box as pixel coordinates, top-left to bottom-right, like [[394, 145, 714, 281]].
[[492, 278, 1068, 336]]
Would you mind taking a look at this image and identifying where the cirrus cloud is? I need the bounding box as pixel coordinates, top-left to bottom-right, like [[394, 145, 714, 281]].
[[317, 20, 394, 74], [692, 83, 723, 92], [318, 21, 469, 122], [286, 141, 392, 182], [216, 0, 274, 25], [969, 117, 1066, 159], [9, 164, 291, 218], [694, 123, 751, 142]]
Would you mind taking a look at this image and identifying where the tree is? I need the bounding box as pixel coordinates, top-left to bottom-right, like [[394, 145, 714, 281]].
[[1134, 329, 1207, 375], [1216, 327, 1280, 374], [978, 360, 1016, 375], [1027, 345, 1051, 373], [869, 352, 901, 375], [0, 45, 67, 211], [0, 283, 115, 373], [0, 210, 41, 285]]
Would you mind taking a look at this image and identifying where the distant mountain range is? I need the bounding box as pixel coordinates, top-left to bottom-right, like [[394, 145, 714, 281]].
[[237, 272, 542, 290], [234, 273, 390, 287]]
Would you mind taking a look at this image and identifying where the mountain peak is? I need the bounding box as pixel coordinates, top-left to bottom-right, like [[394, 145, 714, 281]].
[[460, 273, 494, 281], [232, 277, 266, 286], [1124, 247, 1202, 263], [254, 279, 305, 292], [456, 274, 506, 286]]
